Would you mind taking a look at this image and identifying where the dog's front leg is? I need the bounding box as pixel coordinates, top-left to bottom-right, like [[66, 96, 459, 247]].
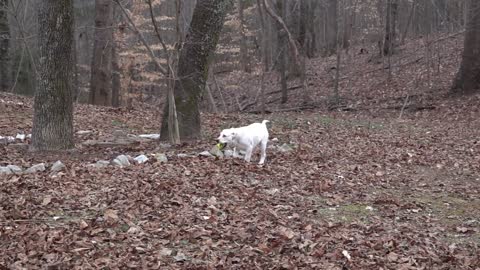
[[233, 147, 240, 158]]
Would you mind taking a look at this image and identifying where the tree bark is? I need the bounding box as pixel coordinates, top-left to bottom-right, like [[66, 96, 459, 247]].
[[89, 0, 114, 106], [325, 0, 338, 56], [302, 0, 317, 58], [275, 0, 287, 103], [0, 0, 10, 91], [31, 0, 74, 151], [160, 0, 232, 141], [383, 0, 398, 55], [451, 0, 480, 94], [256, 0, 269, 70], [111, 4, 121, 107], [111, 40, 121, 107], [237, 0, 251, 72]]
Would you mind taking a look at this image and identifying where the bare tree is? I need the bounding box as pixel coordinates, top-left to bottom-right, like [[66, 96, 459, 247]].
[[160, 0, 233, 141], [299, 0, 317, 58], [31, 0, 74, 151], [275, 0, 287, 104], [0, 0, 9, 91], [451, 0, 480, 94], [325, 0, 338, 56], [89, 0, 114, 106], [383, 0, 398, 56], [238, 0, 251, 72], [263, 0, 309, 104]]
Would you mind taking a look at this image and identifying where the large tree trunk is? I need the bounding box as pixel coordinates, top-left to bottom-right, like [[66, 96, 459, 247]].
[[275, 0, 287, 103], [31, 0, 74, 151], [451, 1, 480, 94], [89, 0, 114, 106], [325, 0, 338, 56], [299, 0, 316, 58], [383, 0, 398, 56], [237, 0, 251, 73], [111, 41, 121, 107], [160, 0, 232, 141], [111, 5, 121, 108], [0, 0, 10, 91]]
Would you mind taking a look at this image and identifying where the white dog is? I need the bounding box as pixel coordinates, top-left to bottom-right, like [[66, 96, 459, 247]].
[[217, 120, 270, 165]]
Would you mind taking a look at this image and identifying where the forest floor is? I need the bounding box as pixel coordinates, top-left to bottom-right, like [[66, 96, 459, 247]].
[[1, 34, 480, 269]]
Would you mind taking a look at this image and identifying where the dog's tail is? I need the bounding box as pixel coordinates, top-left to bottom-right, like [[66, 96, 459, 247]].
[[262, 120, 270, 125]]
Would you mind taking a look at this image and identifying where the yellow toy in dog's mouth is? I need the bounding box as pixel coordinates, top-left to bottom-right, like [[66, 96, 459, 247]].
[[216, 143, 227, 150]]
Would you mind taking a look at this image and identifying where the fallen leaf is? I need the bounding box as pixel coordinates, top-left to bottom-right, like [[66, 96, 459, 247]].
[[278, 226, 296, 239], [104, 209, 119, 221], [42, 195, 52, 206], [79, 220, 89, 229]]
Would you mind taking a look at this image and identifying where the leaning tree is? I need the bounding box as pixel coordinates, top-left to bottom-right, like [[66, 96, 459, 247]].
[[160, 0, 233, 141], [31, 0, 74, 151]]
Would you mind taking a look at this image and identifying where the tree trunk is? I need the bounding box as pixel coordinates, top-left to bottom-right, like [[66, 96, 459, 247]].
[[0, 0, 10, 91], [111, 41, 121, 107], [237, 0, 251, 72], [89, 0, 114, 106], [111, 4, 121, 107], [451, 0, 480, 94], [383, 0, 398, 56], [304, 0, 317, 58], [401, 0, 415, 44], [160, 0, 232, 141], [325, 0, 338, 56], [31, 0, 74, 151], [275, 0, 287, 103]]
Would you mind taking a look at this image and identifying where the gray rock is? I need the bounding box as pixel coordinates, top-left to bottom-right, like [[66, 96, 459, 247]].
[[25, 163, 46, 174], [7, 165, 23, 174], [134, 154, 149, 164], [15, 134, 26, 141], [97, 160, 111, 167], [199, 151, 213, 157], [174, 252, 187, 262], [177, 153, 190, 158], [76, 130, 93, 135], [82, 140, 98, 146], [154, 153, 168, 163], [0, 136, 15, 144], [87, 160, 110, 169], [209, 145, 224, 158], [51, 160, 66, 172], [138, 134, 160, 140], [0, 166, 12, 175], [112, 155, 131, 167], [278, 143, 294, 153]]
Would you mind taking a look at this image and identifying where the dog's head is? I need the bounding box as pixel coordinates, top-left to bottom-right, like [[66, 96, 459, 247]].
[[217, 128, 236, 144]]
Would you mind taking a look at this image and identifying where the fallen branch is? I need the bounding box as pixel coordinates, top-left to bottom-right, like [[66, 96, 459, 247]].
[[240, 85, 304, 111], [248, 104, 316, 114]]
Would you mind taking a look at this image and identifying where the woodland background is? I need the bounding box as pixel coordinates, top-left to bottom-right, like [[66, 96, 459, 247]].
[[0, 0, 479, 269]]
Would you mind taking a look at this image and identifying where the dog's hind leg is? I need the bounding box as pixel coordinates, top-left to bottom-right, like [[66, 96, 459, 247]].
[[244, 147, 253, 162], [259, 141, 267, 165]]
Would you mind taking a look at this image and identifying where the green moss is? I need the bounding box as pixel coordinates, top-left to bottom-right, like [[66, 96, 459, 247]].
[[316, 203, 376, 224]]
